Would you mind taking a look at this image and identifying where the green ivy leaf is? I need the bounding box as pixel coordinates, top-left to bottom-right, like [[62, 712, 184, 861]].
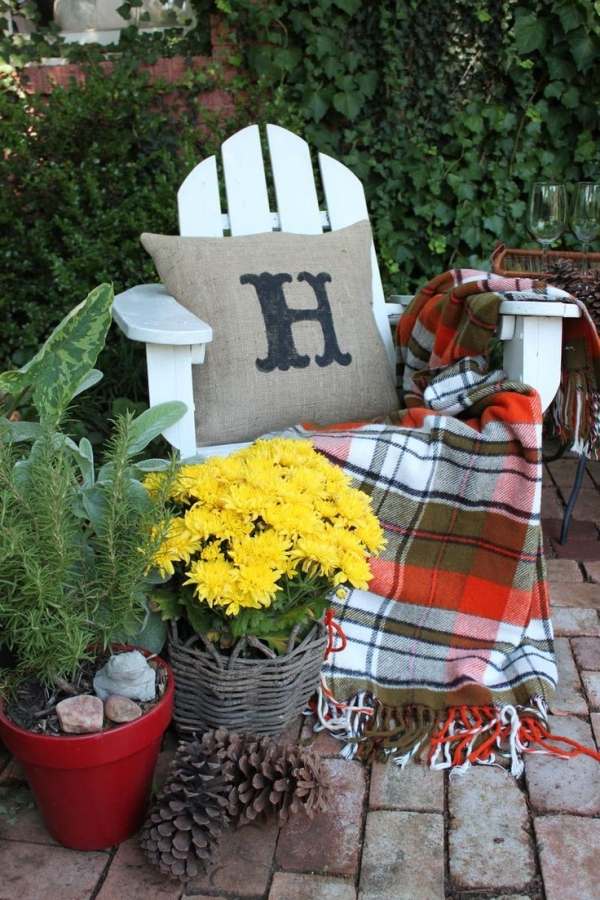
[[568, 28, 597, 71], [562, 86, 580, 109], [557, 4, 585, 32], [332, 0, 361, 13], [514, 10, 548, 53], [306, 91, 329, 122], [332, 90, 362, 119]]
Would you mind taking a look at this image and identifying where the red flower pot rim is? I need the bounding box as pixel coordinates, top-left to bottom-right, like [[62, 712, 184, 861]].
[[0, 645, 173, 745]]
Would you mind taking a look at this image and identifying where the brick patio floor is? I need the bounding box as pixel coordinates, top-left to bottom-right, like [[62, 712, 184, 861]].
[[1, 456, 599, 900]]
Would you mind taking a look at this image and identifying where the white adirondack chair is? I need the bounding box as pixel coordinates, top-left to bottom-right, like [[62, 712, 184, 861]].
[[112, 123, 580, 458]]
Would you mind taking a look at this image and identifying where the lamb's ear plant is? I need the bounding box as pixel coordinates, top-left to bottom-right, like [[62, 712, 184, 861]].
[[0, 283, 186, 689]]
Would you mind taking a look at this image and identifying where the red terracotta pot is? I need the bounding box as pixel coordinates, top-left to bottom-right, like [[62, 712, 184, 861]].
[[0, 652, 174, 851]]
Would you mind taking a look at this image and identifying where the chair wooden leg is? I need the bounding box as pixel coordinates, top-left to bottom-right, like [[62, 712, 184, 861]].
[[560, 454, 588, 544]]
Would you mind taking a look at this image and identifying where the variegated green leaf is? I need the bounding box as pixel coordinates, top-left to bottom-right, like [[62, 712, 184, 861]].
[[72, 369, 104, 400], [0, 284, 114, 426], [0, 419, 42, 443]]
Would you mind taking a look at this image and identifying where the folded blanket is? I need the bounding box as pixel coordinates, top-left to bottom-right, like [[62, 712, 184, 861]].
[[293, 269, 600, 773], [398, 269, 600, 456]]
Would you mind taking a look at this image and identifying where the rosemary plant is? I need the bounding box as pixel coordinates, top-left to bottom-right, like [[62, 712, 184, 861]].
[[0, 283, 186, 688]]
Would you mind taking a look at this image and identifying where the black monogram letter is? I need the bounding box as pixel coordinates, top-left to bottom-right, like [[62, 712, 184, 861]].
[[240, 271, 352, 372]]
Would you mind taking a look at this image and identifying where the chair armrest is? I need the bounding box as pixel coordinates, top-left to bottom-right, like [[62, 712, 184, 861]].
[[112, 284, 213, 346], [498, 300, 580, 319]]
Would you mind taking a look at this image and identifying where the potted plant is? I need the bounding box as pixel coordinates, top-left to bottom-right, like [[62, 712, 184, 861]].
[[0, 283, 186, 850], [148, 437, 385, 737]]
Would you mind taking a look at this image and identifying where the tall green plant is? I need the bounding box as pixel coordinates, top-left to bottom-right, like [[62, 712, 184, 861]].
[[0, 284, 186, 686]]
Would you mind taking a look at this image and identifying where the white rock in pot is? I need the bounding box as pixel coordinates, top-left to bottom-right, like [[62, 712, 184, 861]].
[[93, 650, 156, 702]]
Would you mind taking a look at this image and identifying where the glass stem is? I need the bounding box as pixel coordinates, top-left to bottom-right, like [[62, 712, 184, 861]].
[[583, 242, 589, 271], [541, 242, 549, 273]]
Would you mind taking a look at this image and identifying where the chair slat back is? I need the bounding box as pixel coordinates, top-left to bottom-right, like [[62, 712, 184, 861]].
[[266, 124, 322, 234], [175, 123, 394, 365], [177, 155, 223, 237], [222, 124, 272, 235]]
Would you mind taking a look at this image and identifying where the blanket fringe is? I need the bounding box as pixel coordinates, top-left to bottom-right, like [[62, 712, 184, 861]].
[[314, 686, 600, 774], [550, 368, 600, 457]]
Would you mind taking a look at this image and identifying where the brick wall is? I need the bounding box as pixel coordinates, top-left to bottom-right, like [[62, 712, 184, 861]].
[[21, 15, 236, 118]]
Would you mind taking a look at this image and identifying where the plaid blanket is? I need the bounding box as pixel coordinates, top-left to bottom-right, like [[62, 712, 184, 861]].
[[293, 270, 600, 772]]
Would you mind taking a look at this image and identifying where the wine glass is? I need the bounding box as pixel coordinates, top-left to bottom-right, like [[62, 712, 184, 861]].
[[571, 182, 600, 269], [527, 182, 567, 271]]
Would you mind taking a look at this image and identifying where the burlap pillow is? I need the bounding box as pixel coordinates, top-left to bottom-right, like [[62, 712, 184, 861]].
[[141, 220, 398, 445]]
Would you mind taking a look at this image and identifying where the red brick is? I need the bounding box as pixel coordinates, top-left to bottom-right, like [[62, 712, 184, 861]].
[[549, 582, 600, 609], [584, 561, 600, 582], [0, 797, 57, 846], [276, 759, 366, 877], [550, 538, 600, 561], [96, 837, 181, 899], [546, 457, 596, 489], [543, 517, 598, 540], [269, 872, 356, 900], [591, 712, 600, 748], [0, 757, 26, 786], [572, 488, 600, 522], [359, 810, 444, 899], [541, 488, 564, 518], [546, 559, 582, 582], [581, 670, 600, 709], [553, 608, 600, 637], [535, 815, 600, 900], [186, 819, 278, 897], [571, 637, 600, 669], [369, 761, 443, 812], [300, 726, 344, 758], [525, 715, 600, 815], [550, 638, 588, 715], [0, 839, 108, 899], [449, 767, 534, 891]]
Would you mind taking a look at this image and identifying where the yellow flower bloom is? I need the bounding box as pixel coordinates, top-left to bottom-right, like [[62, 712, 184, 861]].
[[153, 438, 384, 617]]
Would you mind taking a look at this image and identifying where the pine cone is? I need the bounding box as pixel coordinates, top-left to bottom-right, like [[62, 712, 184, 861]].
[[140, 729, 329, 881], [139, 734, 235, 880], [547, 259, 600, 329], [228, 735, 329, 825]]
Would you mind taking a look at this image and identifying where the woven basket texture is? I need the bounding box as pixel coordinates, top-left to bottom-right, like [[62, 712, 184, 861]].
[[492, 243, 600, 278], [168, 621, 327, 737]]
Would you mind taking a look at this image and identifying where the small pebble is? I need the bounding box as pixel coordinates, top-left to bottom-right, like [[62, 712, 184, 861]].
[[56, 695, 104, 734], [104, 694, 143, 724]]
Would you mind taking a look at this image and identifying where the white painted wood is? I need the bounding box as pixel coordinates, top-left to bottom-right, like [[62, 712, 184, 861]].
[[219, 210, 331, 231], [113, 285, 213, 345], [266, 124, 322, 234], [177, 155, 223, 237], [499, 300, 580, 318], [221, 124, 272, 235], [319, 151, 393, 367], [146, 343, 197, 457], [196, 440, 253, 458], [502, 315, 563, 413], [497, 314, 515, 341]]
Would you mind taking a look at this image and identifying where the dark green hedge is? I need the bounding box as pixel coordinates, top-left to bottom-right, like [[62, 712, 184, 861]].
[[226, 0, 600, 290], [0, 58, 252, 428]]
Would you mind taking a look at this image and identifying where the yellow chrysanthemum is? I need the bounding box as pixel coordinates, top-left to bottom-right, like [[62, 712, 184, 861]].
[[152, 437, 384, 616]]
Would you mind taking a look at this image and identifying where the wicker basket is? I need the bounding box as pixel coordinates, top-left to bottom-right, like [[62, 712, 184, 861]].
[[168, 620, 327, 737], [492, 242, 600, 279]]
